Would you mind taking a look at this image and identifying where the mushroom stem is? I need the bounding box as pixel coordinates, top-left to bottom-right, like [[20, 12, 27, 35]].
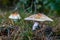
[[14, 19, 18, 22], [32, 22, 39, 30], [11, 19, 14, 25]]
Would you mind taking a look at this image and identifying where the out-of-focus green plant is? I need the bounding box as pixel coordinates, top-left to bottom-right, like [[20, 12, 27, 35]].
[[0, 0, 18, 8], [15, 0, 60, 16], [1, 0, 60, 16], [43, 0, 60, 16], [2, 0, 9, 6]]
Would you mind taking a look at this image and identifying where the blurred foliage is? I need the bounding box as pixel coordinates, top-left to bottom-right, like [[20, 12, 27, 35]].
[[0, 0, 60, 16], [43, 0, 60, 16], [1, 0, 9, 6], [14, 0, 60, 16], [0, 0, 18, 7]]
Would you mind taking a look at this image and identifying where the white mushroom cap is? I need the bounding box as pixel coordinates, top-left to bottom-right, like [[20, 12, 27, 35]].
[[24, 13, 53, 22], [9, 13, 21, 20]]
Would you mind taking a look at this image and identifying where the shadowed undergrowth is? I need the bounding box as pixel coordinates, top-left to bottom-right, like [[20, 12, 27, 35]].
[[0, 11, 60, 40]]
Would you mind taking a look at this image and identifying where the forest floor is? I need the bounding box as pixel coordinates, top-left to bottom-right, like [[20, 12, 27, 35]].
[[0, 11, 60, 40]]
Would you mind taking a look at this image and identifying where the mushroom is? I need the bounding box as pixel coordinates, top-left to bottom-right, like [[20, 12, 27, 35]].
[[24, 13, 53, 30], [9, 11, 21, 22]]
